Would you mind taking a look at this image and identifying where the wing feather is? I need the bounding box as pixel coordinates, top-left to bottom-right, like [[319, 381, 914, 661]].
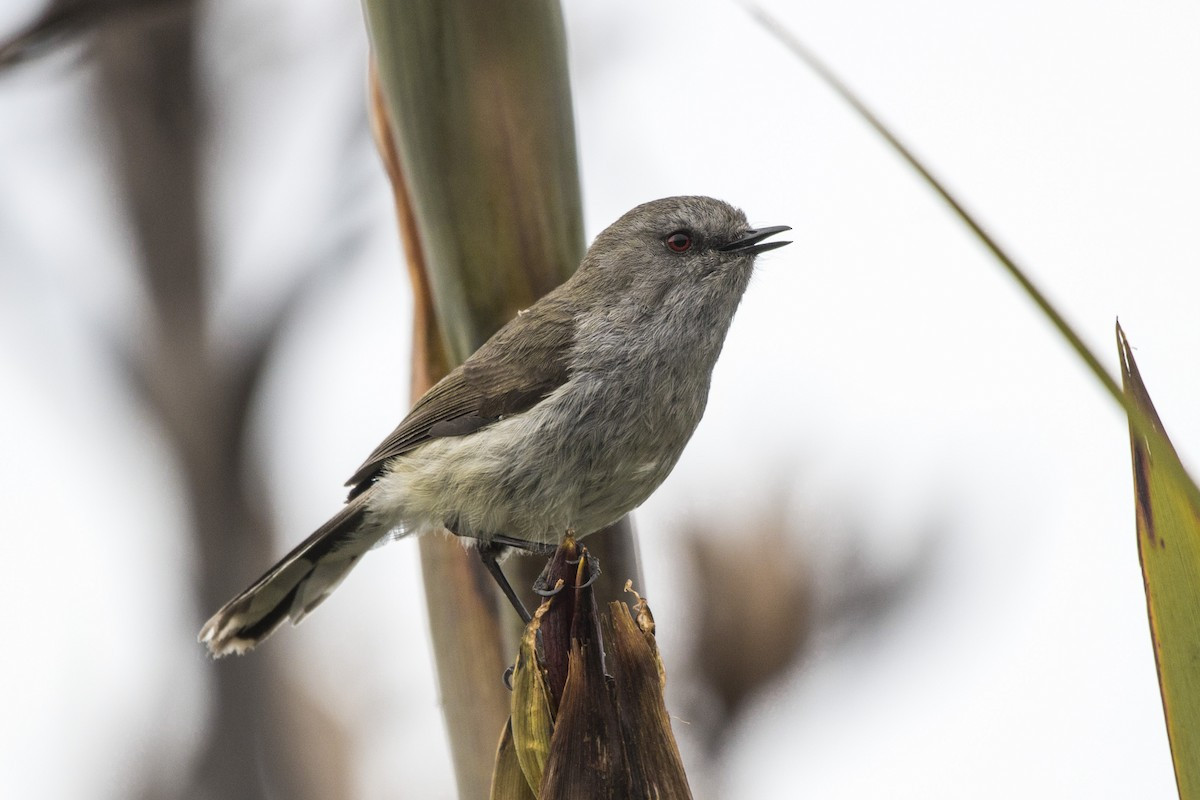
[[345, 298, 576, 496]]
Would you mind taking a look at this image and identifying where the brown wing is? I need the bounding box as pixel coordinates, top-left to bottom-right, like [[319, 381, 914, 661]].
[[344, 299, 576, 497]]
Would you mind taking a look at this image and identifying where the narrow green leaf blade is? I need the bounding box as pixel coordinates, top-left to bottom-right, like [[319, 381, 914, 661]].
[[1118, 323, 1200, 799]]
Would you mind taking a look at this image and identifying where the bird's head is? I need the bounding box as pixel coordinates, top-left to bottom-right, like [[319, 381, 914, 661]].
[[578, 196, 790, 304]]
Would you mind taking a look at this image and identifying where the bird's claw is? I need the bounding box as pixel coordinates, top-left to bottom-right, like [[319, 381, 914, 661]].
[[579, 556, 602, 589]]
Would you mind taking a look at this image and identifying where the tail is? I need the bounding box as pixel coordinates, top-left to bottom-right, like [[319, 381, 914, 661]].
[[198, 491, 380, 657]]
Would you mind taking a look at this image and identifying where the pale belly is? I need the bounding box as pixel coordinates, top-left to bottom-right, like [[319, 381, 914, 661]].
[[365, 373, 703, 545]]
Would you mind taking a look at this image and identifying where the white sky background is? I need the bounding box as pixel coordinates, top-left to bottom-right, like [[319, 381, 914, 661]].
[[1, 0, 1198, 798]]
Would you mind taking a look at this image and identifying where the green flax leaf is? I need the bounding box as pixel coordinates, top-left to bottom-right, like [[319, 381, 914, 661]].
[[1118, 324, 1200, 799]]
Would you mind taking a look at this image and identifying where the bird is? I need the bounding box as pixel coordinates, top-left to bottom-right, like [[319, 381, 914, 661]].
[[199, 195, 790, 656]]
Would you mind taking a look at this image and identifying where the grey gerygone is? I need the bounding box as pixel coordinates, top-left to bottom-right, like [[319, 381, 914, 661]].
[[199, 195, 790, 656]]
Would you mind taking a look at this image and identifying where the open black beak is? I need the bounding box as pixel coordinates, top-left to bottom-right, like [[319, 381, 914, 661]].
[[718, 225, 792, 256]]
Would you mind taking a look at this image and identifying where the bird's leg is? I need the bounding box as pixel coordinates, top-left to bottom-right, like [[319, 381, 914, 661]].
[[477, 543, 533, 625], [488, 533, 557, 557], [460, 529, 591, 620]]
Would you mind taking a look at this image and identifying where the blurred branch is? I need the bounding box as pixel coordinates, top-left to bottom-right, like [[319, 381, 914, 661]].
[[682, 522, 812, 756], [87, 6, 358, 799], [818, 525, 940, 639], [680, 508, 940, 757], [0, 0, 185, 69], [90, 10, 284, 800]]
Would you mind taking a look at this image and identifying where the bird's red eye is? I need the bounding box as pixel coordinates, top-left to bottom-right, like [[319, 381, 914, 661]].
[[665, 231, 692, 253]]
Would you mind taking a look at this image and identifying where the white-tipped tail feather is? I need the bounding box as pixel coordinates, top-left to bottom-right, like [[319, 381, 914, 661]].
[[198, 492, 379, 657]]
